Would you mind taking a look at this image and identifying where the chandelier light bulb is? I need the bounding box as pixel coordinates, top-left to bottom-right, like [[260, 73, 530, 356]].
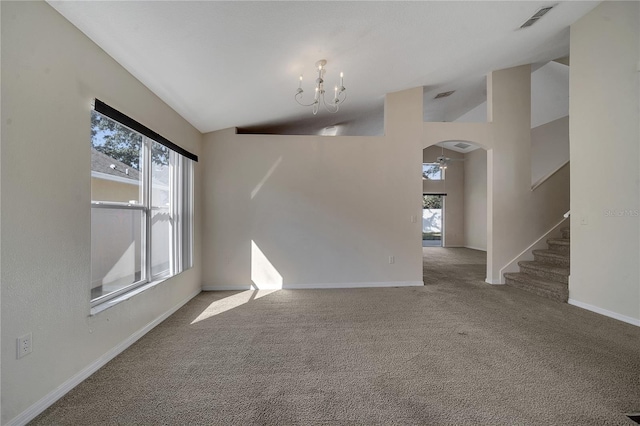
[[295, 59, 347, 115]]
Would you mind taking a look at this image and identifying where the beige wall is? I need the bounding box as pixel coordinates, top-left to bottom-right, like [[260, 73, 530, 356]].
[[569, 1, 640, 324], [1, 2, 203, 423], [201, 88, 424, 290], [531, 116, 569, 186], [422, 146, 464, 247], [464, 149, 487, 251]]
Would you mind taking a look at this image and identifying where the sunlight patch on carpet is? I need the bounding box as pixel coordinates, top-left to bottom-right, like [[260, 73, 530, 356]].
[[190, 289, 279, 324]]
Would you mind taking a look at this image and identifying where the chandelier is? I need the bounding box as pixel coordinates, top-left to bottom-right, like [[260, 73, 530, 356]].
[[295, 59, 346, 115]]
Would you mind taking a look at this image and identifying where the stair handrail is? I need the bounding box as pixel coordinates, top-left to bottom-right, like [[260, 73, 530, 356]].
[[564, 210, 570, 218]]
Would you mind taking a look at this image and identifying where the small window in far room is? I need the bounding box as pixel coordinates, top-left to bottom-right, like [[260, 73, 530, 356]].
[[422, 163, 443, 180], [90, 100, 196, 307]]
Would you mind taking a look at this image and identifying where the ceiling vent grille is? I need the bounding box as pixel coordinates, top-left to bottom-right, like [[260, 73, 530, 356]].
[[454, 142, 471, 149], [434, 91, 455, 99], [520, 5, 554, 29]]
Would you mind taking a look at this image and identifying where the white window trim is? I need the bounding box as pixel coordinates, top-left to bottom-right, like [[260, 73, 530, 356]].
[[90, 276, 169, 316], [91, 111, 194, 310]]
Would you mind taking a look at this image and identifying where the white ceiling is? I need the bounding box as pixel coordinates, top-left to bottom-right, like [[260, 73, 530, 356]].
[[48, 1, 598, 135]]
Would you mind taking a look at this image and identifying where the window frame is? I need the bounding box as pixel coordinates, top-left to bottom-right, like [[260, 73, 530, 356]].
[[422, 162, 444, 180], [90, 202, 148, 304], [90, 101, 196, 308]]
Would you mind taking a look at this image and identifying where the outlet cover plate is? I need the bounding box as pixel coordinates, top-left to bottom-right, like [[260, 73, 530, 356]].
[[17, 333, 32, 359]]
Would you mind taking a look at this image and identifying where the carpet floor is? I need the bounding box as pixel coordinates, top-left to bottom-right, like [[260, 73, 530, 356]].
[[32, 248, 640, 425]]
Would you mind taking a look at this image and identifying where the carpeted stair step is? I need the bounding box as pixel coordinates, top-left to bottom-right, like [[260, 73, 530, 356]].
[[518, 260, 569, 284], [547, 238, 570, 255], [561, 227, 570, 240], [504, 272, 568, 302], [532, 249, 569, 267]]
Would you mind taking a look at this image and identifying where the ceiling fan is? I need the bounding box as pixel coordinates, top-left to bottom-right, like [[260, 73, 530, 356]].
[[436, 155, 465, 170], [433, 145, 465, 170]]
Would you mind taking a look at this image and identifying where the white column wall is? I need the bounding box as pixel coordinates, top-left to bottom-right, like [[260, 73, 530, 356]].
[[487, 65, 570, 283], [569, 1, 640, 324]]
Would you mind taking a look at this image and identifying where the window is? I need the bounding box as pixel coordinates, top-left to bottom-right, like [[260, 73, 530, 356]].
[[90, 100, 196, 306], [422, 194, 443, 247], [422, 163, 443, 180]]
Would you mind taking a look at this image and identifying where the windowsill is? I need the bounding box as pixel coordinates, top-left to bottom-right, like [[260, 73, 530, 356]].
[[90, 277, 169, 316]]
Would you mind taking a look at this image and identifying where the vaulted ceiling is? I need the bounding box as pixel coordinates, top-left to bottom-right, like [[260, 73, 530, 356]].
[[48, 1, 598, 135]]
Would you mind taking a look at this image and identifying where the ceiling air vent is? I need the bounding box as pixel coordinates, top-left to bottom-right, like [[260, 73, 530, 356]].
[[434, 91, 455, 99], [454, 142, 471, 150], [520, 5, 554, 29]]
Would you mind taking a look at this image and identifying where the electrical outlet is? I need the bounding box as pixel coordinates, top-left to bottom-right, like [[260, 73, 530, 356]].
[[389, 255, 395, 264], [411, 215, 417, 223], [17, 333, 32, 359]]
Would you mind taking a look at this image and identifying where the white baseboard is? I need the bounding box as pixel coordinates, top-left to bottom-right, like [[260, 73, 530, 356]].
[[464, 245, 487, 252], [202, 285, 255, 291], [202, 281, 423, 291], [7, 289, 201, 426], [568, 299, 640, 327], [485, 278, 504, 285]]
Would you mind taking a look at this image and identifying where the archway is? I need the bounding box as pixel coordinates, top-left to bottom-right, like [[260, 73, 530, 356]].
[[421, 138, 490, 284]]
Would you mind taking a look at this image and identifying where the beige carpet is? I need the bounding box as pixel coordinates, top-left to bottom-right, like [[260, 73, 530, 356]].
[[32, 248, 640, 425]]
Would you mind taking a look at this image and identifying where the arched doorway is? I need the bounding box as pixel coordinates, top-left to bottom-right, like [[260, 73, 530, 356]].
[[421, 140, 489, 284]]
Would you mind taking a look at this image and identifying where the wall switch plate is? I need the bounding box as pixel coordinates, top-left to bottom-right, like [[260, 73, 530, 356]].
[[17, 333, 32, 359], [411, 215, 417, 223], [389, 256, 395, 264]]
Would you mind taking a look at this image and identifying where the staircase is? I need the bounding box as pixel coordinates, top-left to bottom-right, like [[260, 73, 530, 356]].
[[504, 227, 570, 302]]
